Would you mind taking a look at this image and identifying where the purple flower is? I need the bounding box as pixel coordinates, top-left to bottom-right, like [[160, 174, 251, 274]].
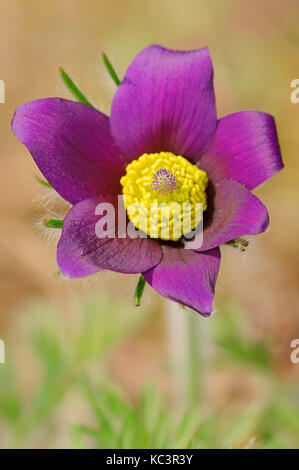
[[11, 45, 283, 316]]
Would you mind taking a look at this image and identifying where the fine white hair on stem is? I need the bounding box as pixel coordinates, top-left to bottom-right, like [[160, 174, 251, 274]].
[[33, 216, 61, 247], [210, 308, 219, 316], [31, 173, 70, 249], [32, 173, 70, 211], [239, 235, 263, 262], [47, 260, 63, 280], [79, 270, 108, 289], [33, 186, 62, 209]]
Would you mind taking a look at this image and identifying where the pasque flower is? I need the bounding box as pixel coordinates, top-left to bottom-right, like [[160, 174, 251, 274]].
[[11, 45, 283, 316]]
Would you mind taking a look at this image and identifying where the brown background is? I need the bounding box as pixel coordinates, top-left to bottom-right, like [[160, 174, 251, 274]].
[[0, 0, 299, 447]]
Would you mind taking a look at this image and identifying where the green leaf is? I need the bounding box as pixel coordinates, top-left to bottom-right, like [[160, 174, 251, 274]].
[[102, 53, 121, 87], [36, 177, 53, 189], [59, 67, 92, 106], [173, 412, 201, 449], [44, 219, 63, 229], [134, 275, 146, 306], [140, 384, 163, 434]]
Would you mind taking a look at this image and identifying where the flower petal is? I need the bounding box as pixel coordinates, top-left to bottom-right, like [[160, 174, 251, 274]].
[[191, 179, 269, 252], [12, 98, 125, 204], [143, 246, 220, 316], [200, 111, 283, 190], [57, 196, 162, 277], [110, 45, 217, 164]]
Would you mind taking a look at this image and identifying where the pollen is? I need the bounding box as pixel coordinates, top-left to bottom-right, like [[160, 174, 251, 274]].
[[120, 152, 208, 241]]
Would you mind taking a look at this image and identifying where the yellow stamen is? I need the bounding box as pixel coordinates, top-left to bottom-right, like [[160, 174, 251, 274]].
[[120, 152, 208, 241]]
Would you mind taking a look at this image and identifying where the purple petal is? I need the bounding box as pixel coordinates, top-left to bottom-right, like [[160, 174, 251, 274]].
[[192, 179, 269, 252], [12, 98, 125, 204], [110, 45, 217, 164], [143, 246, 220, 316], [57, 196, 162, 277], [200, 111, 283, 190]]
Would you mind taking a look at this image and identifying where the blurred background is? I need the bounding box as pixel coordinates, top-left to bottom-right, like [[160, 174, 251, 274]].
[[0, 0, 299, 449]]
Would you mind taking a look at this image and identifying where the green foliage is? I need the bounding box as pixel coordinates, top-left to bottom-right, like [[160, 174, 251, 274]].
[[72, 383, 204, 449], [59, 67, 92, 106], [72, 381, 299, 449], [0, 300, 298, 448], [44, 219, 63, 229], [0, 368, 22, 424], [212, 303, 270, 369], [36, 177, 53, 189], [134, 275, 146, 307], [0, 296, 145, 447], [102, 53, 121, 87]]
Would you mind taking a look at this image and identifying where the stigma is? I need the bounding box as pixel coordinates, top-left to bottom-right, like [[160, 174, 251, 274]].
[[151, 168, 178, 195]]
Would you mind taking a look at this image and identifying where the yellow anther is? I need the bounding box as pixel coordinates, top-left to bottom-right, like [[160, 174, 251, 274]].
[[120, 152, 208, 241]]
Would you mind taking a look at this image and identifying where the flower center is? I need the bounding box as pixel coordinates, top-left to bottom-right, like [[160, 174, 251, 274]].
[[120, 152, 208, 240], [151, 168, 178, 195]]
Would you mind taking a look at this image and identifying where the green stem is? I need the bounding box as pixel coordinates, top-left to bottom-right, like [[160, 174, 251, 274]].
[[134, 275, 146, 306], [59, 67, 92, 106], [102, 53, 121, 87], [188, 313, 203, 406]]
